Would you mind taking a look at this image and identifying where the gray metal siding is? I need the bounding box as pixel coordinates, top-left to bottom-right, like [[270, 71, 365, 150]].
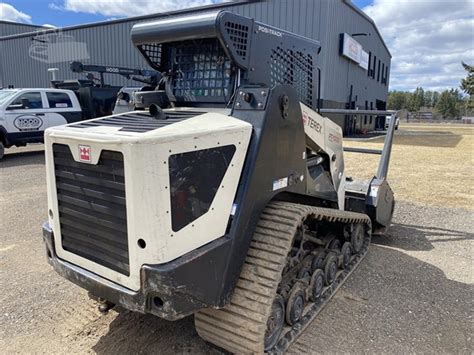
[[0, 0, 390, 130], [0, 21, 45, 37]]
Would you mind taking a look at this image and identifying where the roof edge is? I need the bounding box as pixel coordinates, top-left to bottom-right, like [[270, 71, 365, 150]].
[[0, 20, 46, 28], [0, 0, 262, 40]]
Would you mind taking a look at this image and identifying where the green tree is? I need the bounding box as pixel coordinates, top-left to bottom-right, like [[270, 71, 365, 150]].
[[432, 91, 440, 108], [388, 90, 408, 110], [460, 62, 474, 112], [460, 62, 474, 95], [424, 90, 434, 108], [436, 89, 460, 118], [407, 87, 425, 112]]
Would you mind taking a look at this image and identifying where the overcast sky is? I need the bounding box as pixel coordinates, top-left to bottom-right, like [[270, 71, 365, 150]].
[[1, 0, 473, 92]]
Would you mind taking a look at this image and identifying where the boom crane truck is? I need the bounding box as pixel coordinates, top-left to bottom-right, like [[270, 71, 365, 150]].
[[41, 12, 395, 353]]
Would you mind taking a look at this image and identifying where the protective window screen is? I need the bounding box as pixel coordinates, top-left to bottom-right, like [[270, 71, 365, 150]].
[[171, 39, 232, 102], [139, 43, 162, 68], [224, 21, 249, 61], [270, 47, 314, 108], [169, 145, 236, 232]]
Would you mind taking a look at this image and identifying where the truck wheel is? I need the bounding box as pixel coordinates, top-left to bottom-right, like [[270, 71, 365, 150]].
[[0, 141, 4, 160]]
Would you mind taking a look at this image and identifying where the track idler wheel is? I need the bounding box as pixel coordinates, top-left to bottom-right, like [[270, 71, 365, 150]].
[[340, 242, 352, 269], [323, 253, 338, 286], [264, 295, 286, 351], [286, 283, 306, 326], [351, 223, 365, 254], [308, 269, 324, 302]]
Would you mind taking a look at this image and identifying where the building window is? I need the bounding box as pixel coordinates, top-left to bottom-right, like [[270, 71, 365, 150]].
[[372, 56, 377, 79], [370, 116, 373, 124], [368, 52, 372, 77], [381, 63, 385, 84], [377, 59, 381, 82], [365, 100, 368, 123], [384, 66, 389, 86]]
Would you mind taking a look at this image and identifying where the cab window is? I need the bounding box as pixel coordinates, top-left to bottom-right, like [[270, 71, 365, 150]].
[[47, 92, 73, 108], [11, 92, 43, 109]]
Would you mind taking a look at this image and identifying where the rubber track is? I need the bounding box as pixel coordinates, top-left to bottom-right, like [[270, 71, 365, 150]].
[[195, 201, 371, 354]]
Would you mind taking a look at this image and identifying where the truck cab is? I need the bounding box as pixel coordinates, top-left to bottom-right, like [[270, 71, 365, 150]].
[[385, 114, 399, 130], [0, 88, 82, 159]]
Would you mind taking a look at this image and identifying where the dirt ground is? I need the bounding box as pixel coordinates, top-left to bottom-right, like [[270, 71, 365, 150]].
[[1, 123, 473, 354]]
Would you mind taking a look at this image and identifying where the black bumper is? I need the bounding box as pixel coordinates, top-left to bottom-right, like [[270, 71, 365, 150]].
[[42, 222, 232, 320]]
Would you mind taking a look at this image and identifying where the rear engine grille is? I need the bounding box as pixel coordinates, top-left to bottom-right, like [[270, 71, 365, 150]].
[[53, 144, 130, 276], [70, 111, 199, 133]]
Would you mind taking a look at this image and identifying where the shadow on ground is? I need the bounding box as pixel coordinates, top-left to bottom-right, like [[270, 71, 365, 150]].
[[1, 149, 44, 167], [91, 222, 472, 354], [374, 223, 474, 252], [367, 130, 463, 148]]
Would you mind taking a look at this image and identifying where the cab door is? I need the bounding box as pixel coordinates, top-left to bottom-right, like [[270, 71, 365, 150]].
[[4, 91, 48, 141]]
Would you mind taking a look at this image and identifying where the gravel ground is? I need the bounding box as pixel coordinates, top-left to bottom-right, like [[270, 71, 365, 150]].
[[1, 138, 473, 353]]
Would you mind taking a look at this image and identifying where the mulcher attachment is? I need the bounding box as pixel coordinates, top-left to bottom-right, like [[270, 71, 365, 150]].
[[195, 201, 371, 353]]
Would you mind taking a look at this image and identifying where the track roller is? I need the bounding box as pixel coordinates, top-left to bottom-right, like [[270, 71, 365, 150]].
[[311, 250, 325, 272], [308, 269, 324, 302], [286, 283, 306, 326], [264, 295, 286, 350], [340, 242, 352, 269], [351, 223, 365, 254], [297, 266, 312, 280], [328, 238, 341, 250], [323, 253, 338, 286]]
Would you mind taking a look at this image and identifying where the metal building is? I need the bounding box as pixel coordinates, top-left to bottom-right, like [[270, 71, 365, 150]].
[[0, 21, 46, 37], [0, 0, 391, 134]]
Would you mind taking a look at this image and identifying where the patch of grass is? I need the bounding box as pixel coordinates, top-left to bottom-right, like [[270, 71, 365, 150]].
[[344, 123, 474, 210]]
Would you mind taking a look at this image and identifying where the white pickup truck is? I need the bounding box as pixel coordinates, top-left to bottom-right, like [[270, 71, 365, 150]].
[[385, 114, 400, 130], [0, 88, 82, 159]]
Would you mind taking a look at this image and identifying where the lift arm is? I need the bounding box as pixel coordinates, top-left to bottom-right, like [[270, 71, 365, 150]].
[[70, 61, 161, 86]]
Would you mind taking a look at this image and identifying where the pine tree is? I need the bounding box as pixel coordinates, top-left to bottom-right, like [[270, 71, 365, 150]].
[[436, 89, 460, 118], [460, 62, 474, 96], [407, 87, 425, 112], [460, 62, 474, 112]]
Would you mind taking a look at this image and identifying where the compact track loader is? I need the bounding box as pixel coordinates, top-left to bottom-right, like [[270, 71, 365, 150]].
[[42, 11, 395, 353]]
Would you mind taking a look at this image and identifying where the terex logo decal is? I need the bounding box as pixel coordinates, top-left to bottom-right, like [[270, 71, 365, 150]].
[[79, 145, 91, 163], [302, 111, 323, 134], [328, 132, 341, 144]]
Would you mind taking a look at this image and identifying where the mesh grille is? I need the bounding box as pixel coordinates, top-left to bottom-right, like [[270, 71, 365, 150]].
[[70, 111, 198, 133], [140, 44, 162, 68], [224, 21, 249, 61], [270, 47, 314, 107], [172, 39, 232, 101], [53, 144, 130, 276]]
